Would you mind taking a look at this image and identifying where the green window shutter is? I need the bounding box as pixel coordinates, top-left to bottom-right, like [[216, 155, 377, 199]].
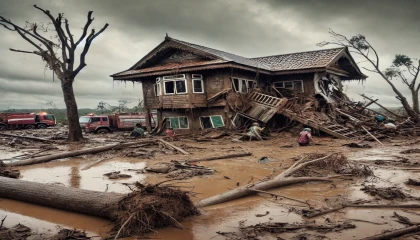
[[210, 116, 224, 128], [170, 117, 180, 129], [179, 117, 189, 128]]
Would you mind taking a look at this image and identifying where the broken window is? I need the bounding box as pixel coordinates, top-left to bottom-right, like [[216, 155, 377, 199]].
[[273, 80, 304, 92], [167, 116, 189, 129], [162, 74, 187, 95], [154, 77, 161, 96], [231, 78, 258, 93], [192, 74, 204, 93], [200, 115, 225, 129], [232, 78, 240, 92]]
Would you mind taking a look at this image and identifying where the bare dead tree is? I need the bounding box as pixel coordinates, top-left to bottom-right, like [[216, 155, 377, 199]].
[[318, 30, 420, 121], [0, 5, 109, 141]]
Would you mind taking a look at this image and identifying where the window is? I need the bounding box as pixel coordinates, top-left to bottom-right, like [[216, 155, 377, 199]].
[[102, 117, 108, 121], [167, 116, 189, 129], [231, 78, 258, 93], [160, 74, 187, 95], [79, 116, 90, 124], [200, 115, 225, 129], [90, 117, 101, 123], [192, 74, 204, 93], [45, 114, 55, 120], [273, 80, 304, 92]]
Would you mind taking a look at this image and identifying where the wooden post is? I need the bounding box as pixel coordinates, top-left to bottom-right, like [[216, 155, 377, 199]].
[[360, 94, 403, 119], [363, 99, 378, 108], [145, 108, 152, 132]]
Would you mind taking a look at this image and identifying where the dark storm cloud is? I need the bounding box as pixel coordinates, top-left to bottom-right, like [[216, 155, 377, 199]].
[[0, 0, 419, 109]]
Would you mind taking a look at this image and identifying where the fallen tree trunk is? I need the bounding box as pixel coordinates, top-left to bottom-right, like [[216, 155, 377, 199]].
[[0, 176, 122, 218], [361, 225, 420, 240], [197, 153, 339, 207], [0, 177, 199, 238], [0, 132, 54, 142], [197, 177, 330, 207], [2, 140, 156, 167], [186, 152, 252, 163]]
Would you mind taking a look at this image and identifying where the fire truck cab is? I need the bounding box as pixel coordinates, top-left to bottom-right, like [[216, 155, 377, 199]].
[[79, 115, 112, 134]]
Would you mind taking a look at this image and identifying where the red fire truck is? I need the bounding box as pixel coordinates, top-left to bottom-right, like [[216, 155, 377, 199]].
[[0, 112, 56, 130], [79, 113, 157, 134]]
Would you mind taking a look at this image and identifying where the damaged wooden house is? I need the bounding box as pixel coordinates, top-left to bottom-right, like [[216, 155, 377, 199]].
[[111, 36, 367, 138]]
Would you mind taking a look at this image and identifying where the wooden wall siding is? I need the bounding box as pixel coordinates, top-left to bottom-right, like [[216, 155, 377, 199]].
[[142, 78, 159, 108], [269, 73, 316, 95], [142, 68, 269, 110], [161, 50, 205, 64], [160, 107, 228, 133]]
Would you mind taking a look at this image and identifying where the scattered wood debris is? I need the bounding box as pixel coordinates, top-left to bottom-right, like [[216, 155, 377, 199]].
[[343, 142, 372, 148], [401, 148, 420, 154], [103, 171, 132, 179], [360, 185, 408, 200], [406, 178, 420, 186]]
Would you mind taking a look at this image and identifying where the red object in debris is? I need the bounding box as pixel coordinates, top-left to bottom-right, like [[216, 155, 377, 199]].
[[0, 112, 56, 131], [79, 113, 157, 134]]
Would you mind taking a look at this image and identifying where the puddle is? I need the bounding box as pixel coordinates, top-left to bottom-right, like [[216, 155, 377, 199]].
[[19, 157, 146, 193]]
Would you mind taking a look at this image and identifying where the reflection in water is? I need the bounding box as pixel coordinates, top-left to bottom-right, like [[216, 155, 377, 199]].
[[70, 166, 81, 188]]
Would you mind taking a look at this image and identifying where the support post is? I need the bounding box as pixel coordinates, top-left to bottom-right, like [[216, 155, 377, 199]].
[[145, 108, 152, 132]]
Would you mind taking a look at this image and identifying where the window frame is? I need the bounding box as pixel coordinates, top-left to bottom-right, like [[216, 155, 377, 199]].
[[273, 80, 304, 92], [192, 74, 204, 93], [231, 77, 258, 93], [162, 74, 187, 95], [199, 115, 225, 129], [154, 77, 162, 96], [166, 116, 189, 129]]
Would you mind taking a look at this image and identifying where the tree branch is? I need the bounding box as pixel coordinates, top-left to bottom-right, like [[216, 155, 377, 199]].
[[10, 48, 42, 55], [15, 28, 44, 53], [72, 23, 108, 79], [64, 18, 74, 47], [0, 21, 15, 31], [361, 67, 379, 73], [74, 11, 94, 47]]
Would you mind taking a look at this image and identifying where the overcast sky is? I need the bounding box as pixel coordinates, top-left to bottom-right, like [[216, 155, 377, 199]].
[[0, 0, 418, 110]]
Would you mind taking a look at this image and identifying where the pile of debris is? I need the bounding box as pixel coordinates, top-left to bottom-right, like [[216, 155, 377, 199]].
[[230, 86, 411, 142]]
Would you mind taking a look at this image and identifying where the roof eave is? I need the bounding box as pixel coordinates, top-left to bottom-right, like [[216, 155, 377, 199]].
[[112, 62, 271, 81]]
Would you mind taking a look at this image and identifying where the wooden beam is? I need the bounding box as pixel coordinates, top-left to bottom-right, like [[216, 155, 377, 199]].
[[360, 94, 403, 119]]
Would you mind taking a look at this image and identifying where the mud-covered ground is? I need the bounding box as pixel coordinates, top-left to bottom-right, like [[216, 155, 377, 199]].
[[1, 128, 420, 239]]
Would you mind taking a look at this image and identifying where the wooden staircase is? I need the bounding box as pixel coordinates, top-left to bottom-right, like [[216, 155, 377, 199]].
[[282, 109, 362, 139]]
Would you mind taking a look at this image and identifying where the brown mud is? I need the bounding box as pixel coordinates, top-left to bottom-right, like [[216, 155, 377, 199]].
[[1, 131, 420, 239]]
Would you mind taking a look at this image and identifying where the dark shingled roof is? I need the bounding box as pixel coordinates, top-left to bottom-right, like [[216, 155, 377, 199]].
[[251, 48, 345, 71], [169, 38, 271, 69], [112, 36, 364, 79]]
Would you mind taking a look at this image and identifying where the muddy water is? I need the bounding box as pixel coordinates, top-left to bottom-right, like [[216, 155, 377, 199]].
[[1, 136, 420, 239]]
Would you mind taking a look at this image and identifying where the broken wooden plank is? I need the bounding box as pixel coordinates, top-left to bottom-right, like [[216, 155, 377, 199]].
[[186, 152, 252, 163], [360, 94, 403, 119], [158, 139, 190, 155], [0, 132, 54, 143], [362, 126, 384, 146]]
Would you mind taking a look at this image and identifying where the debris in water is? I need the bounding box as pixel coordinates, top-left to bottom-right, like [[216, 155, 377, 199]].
[[406, 178, 420, 186], [103, 171, 132, 179], [400, 148, 420, 154], [360, 185, 408, 200], [343, 142, 372, 148]]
